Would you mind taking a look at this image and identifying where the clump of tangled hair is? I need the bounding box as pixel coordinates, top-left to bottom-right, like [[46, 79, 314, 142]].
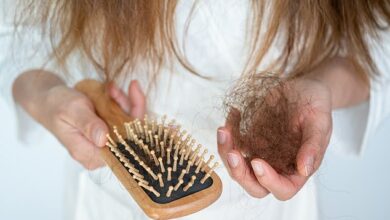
[[224, 73, 302, 175]]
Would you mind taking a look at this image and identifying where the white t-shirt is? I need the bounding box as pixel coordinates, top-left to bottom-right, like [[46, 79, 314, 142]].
[[1, 0, 389, 219]]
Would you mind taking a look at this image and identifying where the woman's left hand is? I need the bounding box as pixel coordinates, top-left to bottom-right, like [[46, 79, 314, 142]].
[[217, 78, 333, 201]]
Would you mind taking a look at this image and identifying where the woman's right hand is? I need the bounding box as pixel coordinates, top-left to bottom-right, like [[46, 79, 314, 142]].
[[34, 80, 146, 170], [37, 85, 108, 170]]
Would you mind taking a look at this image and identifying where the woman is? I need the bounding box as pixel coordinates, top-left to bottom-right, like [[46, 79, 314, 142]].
[[2, 0, 390, 219]]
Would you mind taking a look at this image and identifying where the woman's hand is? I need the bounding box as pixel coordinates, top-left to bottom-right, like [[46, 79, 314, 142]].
[[13, 70, 146, 170], [217, 78, 333, 200], [39, 80, 146, 170], [38, 85, 109, 170]]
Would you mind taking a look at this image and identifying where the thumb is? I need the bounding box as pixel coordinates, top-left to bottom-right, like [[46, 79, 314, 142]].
[[68, 102, 109, 147], [296, 116, 328, 177], [128, 80, 146, 119]]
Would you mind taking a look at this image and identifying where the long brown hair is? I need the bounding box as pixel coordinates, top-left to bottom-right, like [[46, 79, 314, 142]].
[[248, 0, 390, 82], [16, 0, 390, 83]]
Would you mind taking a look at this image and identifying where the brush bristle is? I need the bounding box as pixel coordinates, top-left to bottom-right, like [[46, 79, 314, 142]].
[[105, 115, 218, 204]]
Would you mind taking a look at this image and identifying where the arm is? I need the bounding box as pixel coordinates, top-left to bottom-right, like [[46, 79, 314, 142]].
[[218, 57, 369, 200], [13, 70, 66, 126], [306, 57, 369, 109]]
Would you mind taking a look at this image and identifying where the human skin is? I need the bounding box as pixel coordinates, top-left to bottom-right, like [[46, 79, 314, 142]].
[[12, 70, 146, 170], [12, 57, 368, 199], [217, 57, 369, 200]]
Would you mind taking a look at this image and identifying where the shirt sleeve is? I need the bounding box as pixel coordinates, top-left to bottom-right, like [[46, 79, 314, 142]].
[[329, 29, 390, 156], [362, 29, 390, 152]]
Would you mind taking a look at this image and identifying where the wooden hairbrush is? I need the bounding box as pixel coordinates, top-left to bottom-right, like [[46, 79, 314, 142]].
[[75, 79, 222, 219]]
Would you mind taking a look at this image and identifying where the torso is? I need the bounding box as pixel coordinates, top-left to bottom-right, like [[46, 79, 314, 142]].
[[72, 1, 319, 219]]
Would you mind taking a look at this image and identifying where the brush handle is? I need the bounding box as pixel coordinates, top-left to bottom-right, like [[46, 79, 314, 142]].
[[74, 79, 133, 133]]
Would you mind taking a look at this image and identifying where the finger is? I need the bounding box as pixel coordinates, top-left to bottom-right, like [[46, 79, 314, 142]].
[[227, 151, 269, 198], [128, 80, 146, 119], [60, 125, 105, 170], [65, 102, 109, 147], [107, 82, 131, 113], [296, 114, 331, 177], [217, 127, 233, 166], [217, 127, 269, 198], [251, 159, 306, 201]]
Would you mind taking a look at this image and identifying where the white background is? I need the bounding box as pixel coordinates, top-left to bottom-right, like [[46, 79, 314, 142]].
[[0, 97, 389, 220]]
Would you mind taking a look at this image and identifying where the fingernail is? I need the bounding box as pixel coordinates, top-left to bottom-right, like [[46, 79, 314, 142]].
[[304, 156, 314, 176], [93, 129, 105, 147], [251, 161, 265, 176], [227, 153, 239, 168], [217, 129, 226, 145]]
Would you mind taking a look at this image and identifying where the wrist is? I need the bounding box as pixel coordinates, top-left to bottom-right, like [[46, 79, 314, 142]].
[[13, 70, 66, 124], [292, 76, 333, 113], [302, 57, 369, 109], [32, 85, 69, 126]]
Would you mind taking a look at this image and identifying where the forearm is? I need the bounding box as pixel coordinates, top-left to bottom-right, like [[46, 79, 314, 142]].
[[306, 57, 370, 109], [12, 69, 65, 120]]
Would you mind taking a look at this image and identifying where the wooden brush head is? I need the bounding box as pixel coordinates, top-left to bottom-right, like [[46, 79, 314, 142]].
[[75, 79, 222, 219]]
